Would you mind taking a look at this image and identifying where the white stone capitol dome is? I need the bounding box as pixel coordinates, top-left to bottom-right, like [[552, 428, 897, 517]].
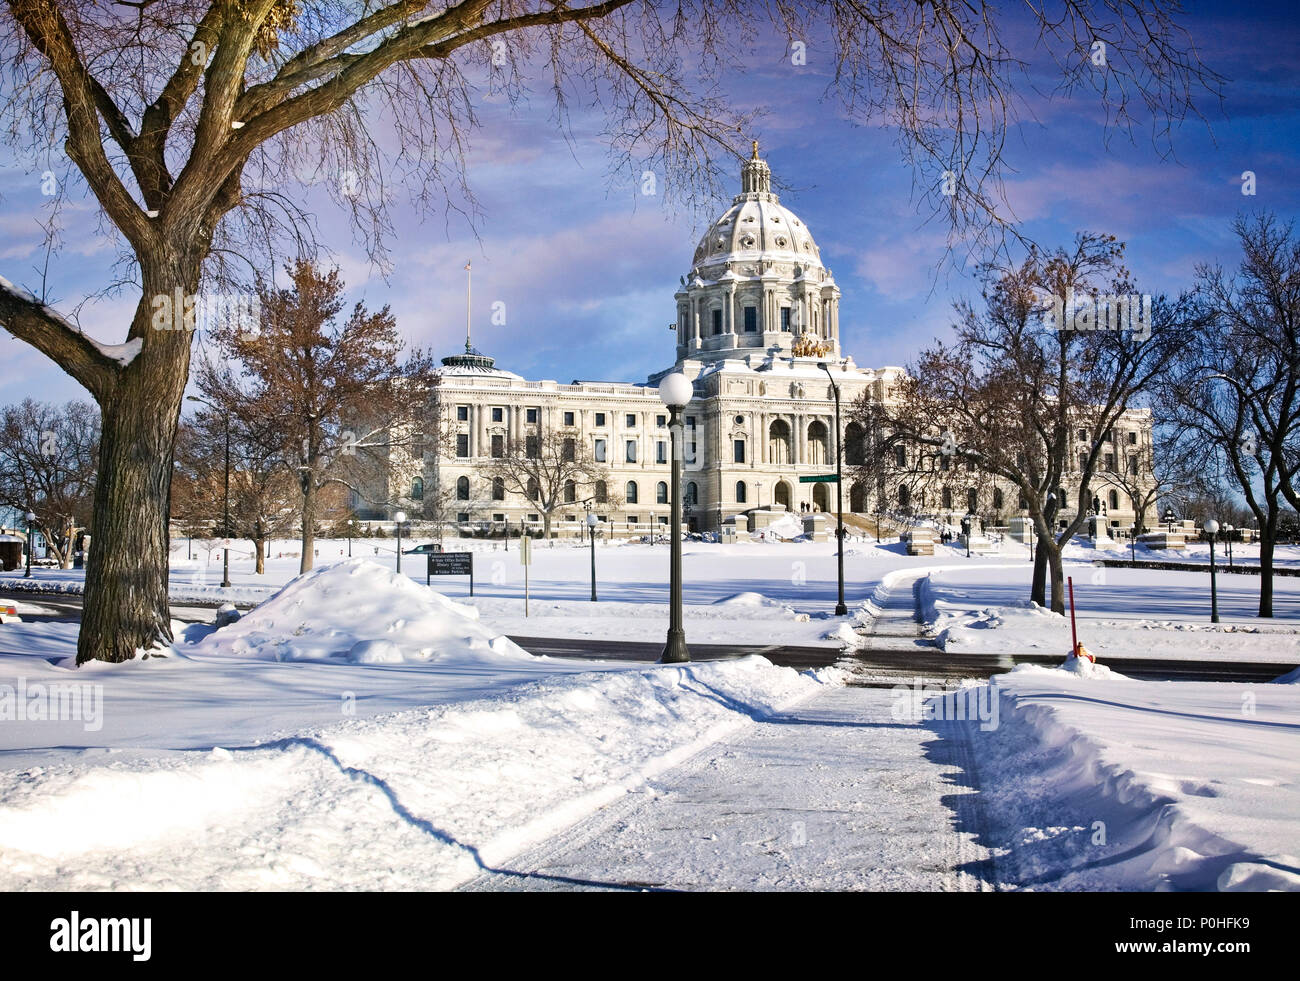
[[691, 144, 823, 269]]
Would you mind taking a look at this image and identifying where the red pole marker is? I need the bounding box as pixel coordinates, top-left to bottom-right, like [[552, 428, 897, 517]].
[[1066, 575, 1095, 662], [1067, 575, 1080, 657]]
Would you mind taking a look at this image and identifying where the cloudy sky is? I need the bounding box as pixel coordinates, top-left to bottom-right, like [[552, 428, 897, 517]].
[[1, 0, 1298, 407]]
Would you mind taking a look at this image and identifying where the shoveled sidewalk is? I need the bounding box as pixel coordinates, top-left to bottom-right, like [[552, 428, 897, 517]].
[[459, 684, 994, 891]]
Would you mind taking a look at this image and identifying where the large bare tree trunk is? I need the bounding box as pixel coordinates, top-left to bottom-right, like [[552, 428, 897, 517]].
[[78, 284, 192, 664], [1259, 534, 1275, 618], [1047, 546, 1066, 616], [1031, 539, 1048, 607], [254, 538, 265, 575], [300, 479, 316, 574]]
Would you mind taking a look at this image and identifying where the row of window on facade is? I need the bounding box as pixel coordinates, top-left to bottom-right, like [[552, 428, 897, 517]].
[[452, 475, 791, 507], [890, 444, 1142, 476], [455, 406, 676, 429], [899, 485, 1132, 513]]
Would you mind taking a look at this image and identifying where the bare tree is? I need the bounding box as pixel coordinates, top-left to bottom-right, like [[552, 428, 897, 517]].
[[0, 1, 1223, 662], [851, 236, 1185, 614], [198, 260, 433, 573], [0, 398, 97, 567], [479, 429, 611, 542], [173, 410, 299, 574], [1160, 214, 1300, 617]]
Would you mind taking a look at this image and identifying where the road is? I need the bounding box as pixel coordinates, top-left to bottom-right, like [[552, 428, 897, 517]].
[[2, 587, 1288, 683]]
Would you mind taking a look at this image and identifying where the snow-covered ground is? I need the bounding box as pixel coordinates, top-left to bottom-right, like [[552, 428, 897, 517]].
[[2, 539, 1298, 890], [971, 664, 1300, 890], [922, 563, 1300, 662]]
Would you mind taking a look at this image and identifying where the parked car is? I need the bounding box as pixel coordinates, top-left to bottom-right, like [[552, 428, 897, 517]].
[[402, 542, 444, 555], [0, 605, 21, 624]]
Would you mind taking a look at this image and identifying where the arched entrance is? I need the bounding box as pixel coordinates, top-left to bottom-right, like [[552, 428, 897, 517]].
[[774, 480, 792, 509], [813, 482, 830, 512]]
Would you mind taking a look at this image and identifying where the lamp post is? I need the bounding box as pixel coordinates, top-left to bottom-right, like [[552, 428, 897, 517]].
[[818, 363, 848, 616], [1129, 523, 1136, 564], [347, 519, 354, 557], [187, 395, 232, 587], [1165, 506, 1176, 536], [658, 372, 692, 663], [587, 509, 599, 601], [394, 510, 407, 574], [24, 510, 35, 577], [963, 513, 972, 558], [1204, 518, 1220, 624], [1224, 523, 1234, 569]]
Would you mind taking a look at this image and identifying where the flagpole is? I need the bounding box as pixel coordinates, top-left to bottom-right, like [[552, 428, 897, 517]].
[[465, 261, 472, 353]]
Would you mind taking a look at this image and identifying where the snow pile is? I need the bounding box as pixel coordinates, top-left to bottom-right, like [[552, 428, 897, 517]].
[[966, 673, 1300, 891], [0, 656, 833, 890], [188, 559, 528, 664], [752, 513, 804, 541]]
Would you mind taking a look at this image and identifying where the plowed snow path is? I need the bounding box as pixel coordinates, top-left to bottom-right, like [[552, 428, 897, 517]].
[[461, 685, 994, 891]]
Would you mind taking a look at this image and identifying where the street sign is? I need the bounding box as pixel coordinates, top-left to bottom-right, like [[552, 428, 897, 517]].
[[427, 552, 473, 595], [798, 474, 840, 483]]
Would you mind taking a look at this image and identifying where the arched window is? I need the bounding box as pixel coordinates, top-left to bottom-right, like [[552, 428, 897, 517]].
[[894, 445, 907, 468], [656, 481, 668, 504], [768, 420, 792, 465], [942, 488, 953, 510], [898, 484, 910, 508], [736, 481, 747, 504], [993, 488, 1004, 511], [807, 421, 829, 467], [410, 476, 424, 500], [1108, 489, 1119, 511], [626, 481, 638, 504], [564, 480, 576, 504], [967, 488, 977, 513], [527, 477, 540, 501], [595, 480, 607, 504], [492, 477, 505, 501], [685, 482, 698, 506], [456, 476, 469, 500], [845, 423, 865, 466]]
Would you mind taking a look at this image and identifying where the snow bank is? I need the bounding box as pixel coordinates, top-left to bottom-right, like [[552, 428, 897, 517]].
[[0, 656, 833, 890], [965, 673, 1300, 891], [188, 559, 528, 664]]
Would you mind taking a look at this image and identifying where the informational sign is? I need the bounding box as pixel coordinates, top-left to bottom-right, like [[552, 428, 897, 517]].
[[427, 552, 473, 595], [798, 474, 840, 483]]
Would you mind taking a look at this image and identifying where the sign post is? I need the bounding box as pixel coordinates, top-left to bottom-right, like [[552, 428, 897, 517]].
[[427, 551, 474, 596], [519, 535, 532, 617]]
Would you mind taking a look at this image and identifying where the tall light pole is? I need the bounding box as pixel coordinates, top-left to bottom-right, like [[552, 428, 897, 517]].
[[1224, 523, 1234, 569], [658, 372, 692, 663], [187, 395, 232, 588], [24, 510, 35, 577], [1204, 518, 1220, 624], [347, 518, 354, 557], [394, 510, 407, 574], [818, 362, 848, 616], [586, 508, 599, 601]]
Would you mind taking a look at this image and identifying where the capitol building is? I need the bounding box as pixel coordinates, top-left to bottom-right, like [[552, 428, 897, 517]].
[[376, 147, 1152, 540]]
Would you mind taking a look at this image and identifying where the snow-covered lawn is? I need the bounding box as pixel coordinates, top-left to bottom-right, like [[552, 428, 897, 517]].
[[0, 561, 837, 890], [970, 664, 1300, 890], [922, 563, 1300, 663]]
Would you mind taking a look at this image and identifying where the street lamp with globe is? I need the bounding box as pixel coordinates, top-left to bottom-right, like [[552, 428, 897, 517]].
[[658, 372, 693, 664], [394, 510, 407, 573], [24, 511, 35, 577], [587, 510, 599, 601]]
